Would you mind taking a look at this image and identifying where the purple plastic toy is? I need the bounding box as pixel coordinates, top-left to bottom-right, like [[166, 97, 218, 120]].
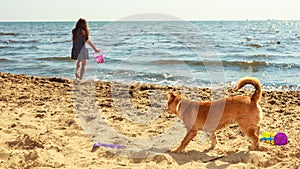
[[91, 143, 125, 152], [274, 132, 288, 146]]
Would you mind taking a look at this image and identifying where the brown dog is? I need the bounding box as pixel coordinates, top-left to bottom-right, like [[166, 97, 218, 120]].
[[166, 77, 262, 153]]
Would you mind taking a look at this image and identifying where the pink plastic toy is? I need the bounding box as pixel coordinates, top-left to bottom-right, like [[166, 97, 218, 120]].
[[94, 51, 105, 63]]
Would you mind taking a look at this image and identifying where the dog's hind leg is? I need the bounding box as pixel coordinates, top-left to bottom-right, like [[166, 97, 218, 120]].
[[239, 123, 260, 151], [209, 132, 217, 149], [249, 126, 260, 150]]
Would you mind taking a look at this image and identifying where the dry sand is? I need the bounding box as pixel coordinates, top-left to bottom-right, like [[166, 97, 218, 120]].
[[0, 72, 299, 169]]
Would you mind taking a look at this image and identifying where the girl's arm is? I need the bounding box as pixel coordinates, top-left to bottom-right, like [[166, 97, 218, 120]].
[[87, 39, 100, 53]]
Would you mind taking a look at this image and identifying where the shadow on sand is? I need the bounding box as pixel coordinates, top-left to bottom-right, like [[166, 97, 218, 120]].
[[166, 149, 252, 168]]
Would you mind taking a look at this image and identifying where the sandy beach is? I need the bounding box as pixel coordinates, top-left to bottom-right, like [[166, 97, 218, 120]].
[[0, 72, 299, 169]]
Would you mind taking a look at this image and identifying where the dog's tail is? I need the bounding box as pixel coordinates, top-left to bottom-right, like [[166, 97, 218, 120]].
[[237, 77, 262, 103]]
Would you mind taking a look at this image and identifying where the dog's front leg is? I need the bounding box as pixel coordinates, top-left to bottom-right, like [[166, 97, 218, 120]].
[[172, 129, 198, 153]]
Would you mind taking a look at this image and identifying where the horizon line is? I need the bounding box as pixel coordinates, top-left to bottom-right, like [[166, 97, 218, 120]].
[[1, 19, 300, 22]]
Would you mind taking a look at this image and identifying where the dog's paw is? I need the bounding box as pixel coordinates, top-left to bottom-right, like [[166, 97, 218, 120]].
[[248, 145, 260, 151], [205, 146, 215, 152], [169, 148, 184, 153]]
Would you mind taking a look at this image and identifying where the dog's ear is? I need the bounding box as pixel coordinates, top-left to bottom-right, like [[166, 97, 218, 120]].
[[167, 92, 175, 101]]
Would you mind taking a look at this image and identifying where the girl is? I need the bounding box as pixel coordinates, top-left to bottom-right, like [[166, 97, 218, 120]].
[[71, 18, 100, 80]]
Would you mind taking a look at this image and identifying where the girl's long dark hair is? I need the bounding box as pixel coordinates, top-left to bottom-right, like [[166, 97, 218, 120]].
[[72, 18, 90, 42]]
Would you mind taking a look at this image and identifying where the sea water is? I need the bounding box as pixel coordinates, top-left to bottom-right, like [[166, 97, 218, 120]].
[[0, 20, 299, 90]]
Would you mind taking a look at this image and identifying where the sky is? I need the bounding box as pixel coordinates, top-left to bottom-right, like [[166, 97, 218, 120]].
[[0, 0, 300, 21]]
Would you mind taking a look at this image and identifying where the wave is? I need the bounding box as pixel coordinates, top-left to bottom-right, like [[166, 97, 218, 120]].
[[36, 56, 71, 61], [150, 59, 186, 65], [221, 60, 300, 69], [5, 39, 39, 44], [150, 59, 260, 67], [16, 46, 39, 50], [38, 33, 69, 36], [0, 46, 10, 49], [245, 43, 263, 48], [51, 40, 72, 44], [224, 53, 300, 60], [0, 58, 10, 62], [223, 54, 270, 60], [221, 60, 268, 68], [150, 59, 268, 68], [0, 32, 17, 36], [246, 54, 269, 59], [0, 45, 38, 50], [148, 59, 300, 69]]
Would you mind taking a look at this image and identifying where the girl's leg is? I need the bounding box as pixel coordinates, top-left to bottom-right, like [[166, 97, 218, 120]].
[[75, 60, 81, 79], [79, 59, 87, 80]]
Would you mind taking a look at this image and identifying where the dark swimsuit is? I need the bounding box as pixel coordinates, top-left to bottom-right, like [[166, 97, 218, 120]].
[[71, 29, 89, 60]]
